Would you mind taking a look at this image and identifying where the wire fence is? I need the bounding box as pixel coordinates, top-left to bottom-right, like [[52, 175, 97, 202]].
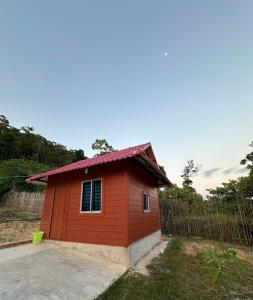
[[1, 190, 45, 213], [160, 199, 253, 247]]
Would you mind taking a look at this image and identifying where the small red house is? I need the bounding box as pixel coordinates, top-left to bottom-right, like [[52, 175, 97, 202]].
[[27, 143, 170, 266]]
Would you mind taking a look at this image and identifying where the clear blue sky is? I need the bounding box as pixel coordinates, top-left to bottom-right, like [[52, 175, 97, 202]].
[[1, 1, 252, 196]]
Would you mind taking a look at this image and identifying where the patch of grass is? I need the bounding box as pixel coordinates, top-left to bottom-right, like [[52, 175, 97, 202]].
[[97, 237, 253, 300]]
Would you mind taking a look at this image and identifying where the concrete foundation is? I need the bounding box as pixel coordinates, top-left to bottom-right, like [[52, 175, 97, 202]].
[[45, 240, 129, 266], [128, 230, 161, 266], [45, 230, 161, 267]]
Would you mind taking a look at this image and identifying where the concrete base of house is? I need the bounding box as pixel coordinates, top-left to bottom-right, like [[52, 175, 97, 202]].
[[44, 230, 161, 267], [127, 230, 161, 266]]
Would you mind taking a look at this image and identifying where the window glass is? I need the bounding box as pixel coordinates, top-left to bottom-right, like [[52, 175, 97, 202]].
[[144, 193, 149, 211], [81, 180, 101, 212], [92, 180, 101, 211], [82, 181, 91, 211]]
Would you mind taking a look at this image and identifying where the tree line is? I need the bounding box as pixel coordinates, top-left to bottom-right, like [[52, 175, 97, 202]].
[[0, 116, 118, 199], [0, 115, 87, 198], [160, 142, 253, 246], [0, 115, 86, 167]]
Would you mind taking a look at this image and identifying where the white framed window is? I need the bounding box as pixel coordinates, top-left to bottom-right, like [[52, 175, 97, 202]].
[[80, 179, 102, 213], [143, 192, 150, 212]]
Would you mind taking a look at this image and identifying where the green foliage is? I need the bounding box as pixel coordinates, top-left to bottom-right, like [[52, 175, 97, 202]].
[[160, 184, 203, 206], [207, 176, 253, 216], [92, 139, 116, 156], [98, 237, 253, 300], [181, 159, 201, 187], [202, 244, 248, 293], [0, 159, 50, 198], [241, 141, 253, 175], [206, 141, 253, 216], [0, 115, 86, 167], [207, 177, 252, 202]]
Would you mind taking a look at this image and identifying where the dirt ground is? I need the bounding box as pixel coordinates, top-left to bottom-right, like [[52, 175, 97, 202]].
[[0, 208, 40, 245], [183, 238, 253, 265], [0, 220, 40, 244]]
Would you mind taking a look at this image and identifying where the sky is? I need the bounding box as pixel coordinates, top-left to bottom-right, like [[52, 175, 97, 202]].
[[0, 1, 252, 196]]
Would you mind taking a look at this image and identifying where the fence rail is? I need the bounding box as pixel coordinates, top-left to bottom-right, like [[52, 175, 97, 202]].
[[160, 200, 253, 247], [1, 190, 45, 213]]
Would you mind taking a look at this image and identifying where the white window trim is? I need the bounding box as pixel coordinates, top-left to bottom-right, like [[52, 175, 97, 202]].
[[143, 192, 150, 213], [80, 178, 102, 214]]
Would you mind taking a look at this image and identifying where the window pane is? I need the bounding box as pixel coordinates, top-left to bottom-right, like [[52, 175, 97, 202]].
[[144, 193, 149, 211], [82, 181, 91, 211], [92, 180, 101, 211]]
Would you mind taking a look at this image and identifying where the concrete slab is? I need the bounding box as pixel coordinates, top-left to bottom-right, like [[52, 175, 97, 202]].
[[0, 242, 127, 300], [133, 240, 169, 275]]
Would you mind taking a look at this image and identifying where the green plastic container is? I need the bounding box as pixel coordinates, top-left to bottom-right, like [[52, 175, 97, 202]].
[[32, 231, 44, 245]]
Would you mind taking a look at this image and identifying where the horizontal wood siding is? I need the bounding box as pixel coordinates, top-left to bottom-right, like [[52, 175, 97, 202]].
[[127, 160, 160, 245], [40, 161, 128, 246]]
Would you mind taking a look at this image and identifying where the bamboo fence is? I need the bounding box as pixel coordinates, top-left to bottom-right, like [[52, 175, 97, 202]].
[[2, 190, 45, 213], [160, 199, 253, 246]]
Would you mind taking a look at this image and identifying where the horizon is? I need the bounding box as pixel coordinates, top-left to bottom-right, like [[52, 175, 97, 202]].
[[1, 1, 253, 196]]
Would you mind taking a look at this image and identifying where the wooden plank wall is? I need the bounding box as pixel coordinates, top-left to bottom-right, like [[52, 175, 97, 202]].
[[40, 161, 128, 246], [127, 160, 161, 245]]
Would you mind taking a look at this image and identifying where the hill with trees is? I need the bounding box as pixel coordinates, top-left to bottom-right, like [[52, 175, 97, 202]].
[[0, 115, 86, 198]]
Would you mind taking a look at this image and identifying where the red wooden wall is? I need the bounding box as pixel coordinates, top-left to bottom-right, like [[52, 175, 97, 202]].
[[40, 161, 129, 247], [127, 160, 161, 245], [40, 158, 161, 247]]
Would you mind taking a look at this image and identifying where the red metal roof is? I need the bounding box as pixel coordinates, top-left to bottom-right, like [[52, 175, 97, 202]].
[[26, 142, 170, 186]]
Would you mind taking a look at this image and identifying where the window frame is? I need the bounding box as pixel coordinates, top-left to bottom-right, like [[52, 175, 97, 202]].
[[80, 178, 102, 214], [143, 192, 150, 213]]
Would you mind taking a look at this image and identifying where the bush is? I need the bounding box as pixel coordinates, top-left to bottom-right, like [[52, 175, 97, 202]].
[[202, 244, 249, 293]]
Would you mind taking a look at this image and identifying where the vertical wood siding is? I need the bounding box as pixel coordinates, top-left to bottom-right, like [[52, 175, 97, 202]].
[[127, 160, 161, 245], [40, 161, 128, 247]]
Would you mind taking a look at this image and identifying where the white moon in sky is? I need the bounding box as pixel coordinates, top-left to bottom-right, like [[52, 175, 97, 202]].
[[164, 52, 168, 56]]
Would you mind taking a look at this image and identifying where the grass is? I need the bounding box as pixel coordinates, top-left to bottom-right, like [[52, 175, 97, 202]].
[[0, 207, 40, 223], [97, 237, 253, 300]]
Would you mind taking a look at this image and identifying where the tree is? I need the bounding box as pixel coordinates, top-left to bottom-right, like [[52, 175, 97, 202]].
[[92, 139, 116, 156], [181, 159, 201, 187], [0, 159, 50, 199], [159, 184, 203, 224], [206, 140, 253, 215], [72, 149, 86, 162], [0, 115, 10, 132], [241, 141, 253, 175], [0, 115, 86, 167], [207, 176, 253, 202], [161, 184, 203, 205], [207, 180, 239, 202]]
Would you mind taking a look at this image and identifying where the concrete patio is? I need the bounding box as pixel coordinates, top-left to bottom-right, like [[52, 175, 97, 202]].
[[0, 242, 126, 300]]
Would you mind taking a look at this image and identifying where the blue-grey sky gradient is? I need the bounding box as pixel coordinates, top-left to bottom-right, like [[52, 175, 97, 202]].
[[1, 1, 252, 195]]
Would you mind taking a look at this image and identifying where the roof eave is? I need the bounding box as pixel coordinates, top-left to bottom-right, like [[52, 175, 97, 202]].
[[26, 177, 48, 185], [135, 154, 171, 187]]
